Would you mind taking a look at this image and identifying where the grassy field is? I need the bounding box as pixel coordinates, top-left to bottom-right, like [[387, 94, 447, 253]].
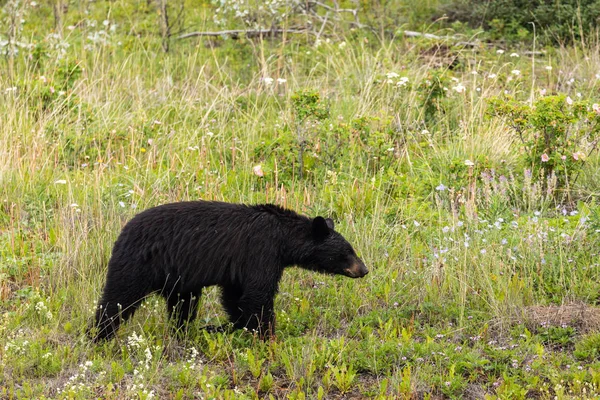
[[1, 1, 600, 398]]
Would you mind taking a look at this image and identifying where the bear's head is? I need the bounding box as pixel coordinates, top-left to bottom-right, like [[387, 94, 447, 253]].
[[300, 216, 368, 278]]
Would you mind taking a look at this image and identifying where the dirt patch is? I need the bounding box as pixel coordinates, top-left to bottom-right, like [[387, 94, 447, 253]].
[[523, 303, 600, 332]]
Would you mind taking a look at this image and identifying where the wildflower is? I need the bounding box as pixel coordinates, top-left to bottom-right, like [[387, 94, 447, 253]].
[[540, 88, 547, 95], [276, 78, 287, 84], [262, 77, 274, 85], [545, 65, 552, 71], [252, 165, 264, 177], [592, 103, 600, 114], [435, 183, 447, 191], [54, 179, 67, 184], [561, 155, 567, 160], [119, 202, 125, 208], [541, 153, 549, 162], [496, 49, 505, 54], [442, 226, 450, 233], [386, 72, 400, 79], [566, 96, 573, 105], [453, 83, 466, 93], [397, 77, 409, 87], [510, 52, 519, 57], [573, 151, 585, 161], [488, 73, 497, 79], [464, 159, 475, 166], [511, 70, 521, 76], [338, 41, 346, 49], [413, 220, 420, 227]]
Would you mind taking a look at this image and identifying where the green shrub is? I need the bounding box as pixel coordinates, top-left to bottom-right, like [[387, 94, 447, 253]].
[[488, 95, 600, 192], [440, 0, 600, 44]]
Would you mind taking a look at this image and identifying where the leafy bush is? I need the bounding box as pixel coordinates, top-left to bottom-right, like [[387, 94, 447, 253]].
[[440, 0, 600, 44], [488, 95, 600, 191]]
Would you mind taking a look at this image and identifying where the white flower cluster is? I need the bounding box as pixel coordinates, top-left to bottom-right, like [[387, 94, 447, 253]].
[[1, 0, 32, 56], [126, 331, 158, 398], [213, 0, 301, 29], [384, 72, 409, 87], [84, 19, 117, 51], [4, 339, 29, 356], [58, 360, 94, 395], [127, 330, 146, 350], [184, 346, 204, 370], [34, 300, 53, 320], [45, 32, 70, 60]]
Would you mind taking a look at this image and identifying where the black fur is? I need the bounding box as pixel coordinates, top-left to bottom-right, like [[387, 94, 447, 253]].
[[91, 201, 368, 341]]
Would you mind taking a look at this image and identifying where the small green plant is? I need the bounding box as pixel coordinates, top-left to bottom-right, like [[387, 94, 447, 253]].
[[488, 95, 600, 192], [539, 325, 576, 347], [419, 69, 450, 127], [574, 333, 600, 361], [246, 348, 265, 379], [330, 364, 357, 394], [259, 372, 275, 393], [291, 89, 330, 179]]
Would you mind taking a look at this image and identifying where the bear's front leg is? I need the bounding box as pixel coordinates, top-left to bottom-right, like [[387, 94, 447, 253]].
[[235, 294, 276, 340]]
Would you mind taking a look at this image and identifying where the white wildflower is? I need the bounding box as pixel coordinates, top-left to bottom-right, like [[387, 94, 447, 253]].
[[252, 165, 264, 177], [452, 83, 466, 93]]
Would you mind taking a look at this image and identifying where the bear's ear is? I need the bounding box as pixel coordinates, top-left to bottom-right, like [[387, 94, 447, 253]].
[[325, 218, 334, 230], [312, 216, 331, 240]]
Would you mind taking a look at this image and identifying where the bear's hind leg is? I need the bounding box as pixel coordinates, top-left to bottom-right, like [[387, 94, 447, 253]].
[[167, 290, 201, 332]]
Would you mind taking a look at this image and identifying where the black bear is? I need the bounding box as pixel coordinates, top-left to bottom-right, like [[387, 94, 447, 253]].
[[91, 201, 368, 341]]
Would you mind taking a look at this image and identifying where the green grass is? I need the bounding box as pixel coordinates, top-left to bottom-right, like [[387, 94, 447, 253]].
[[1, 1, 600, 399]]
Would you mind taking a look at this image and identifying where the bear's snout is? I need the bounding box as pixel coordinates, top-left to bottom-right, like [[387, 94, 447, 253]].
[[344, 258, 369, 278]]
